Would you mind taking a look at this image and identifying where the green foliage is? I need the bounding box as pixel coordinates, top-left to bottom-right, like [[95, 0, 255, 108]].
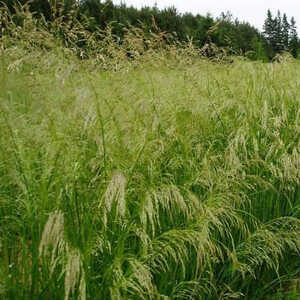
[[248, 36, 268, 61], [1, 0, 266, 60]]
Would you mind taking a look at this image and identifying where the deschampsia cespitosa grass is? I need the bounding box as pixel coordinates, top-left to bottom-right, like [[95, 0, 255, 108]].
[[0, 3, 299, 300]]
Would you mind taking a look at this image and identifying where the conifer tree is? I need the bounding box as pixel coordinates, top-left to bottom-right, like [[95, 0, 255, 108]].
[[263, 10, 277, 57], [289, 17, 299, 57], [274, 10, 284, 51], [282, 13, 290, 50]]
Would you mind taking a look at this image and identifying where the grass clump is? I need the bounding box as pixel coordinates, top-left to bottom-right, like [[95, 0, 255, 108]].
[[0, 4, 300, 300]]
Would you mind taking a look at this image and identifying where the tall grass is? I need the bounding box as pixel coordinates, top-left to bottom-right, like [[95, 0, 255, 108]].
[[0, 3, 300, 299]]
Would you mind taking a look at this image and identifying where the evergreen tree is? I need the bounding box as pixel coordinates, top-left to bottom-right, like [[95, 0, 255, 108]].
[[274, 10, 284, 51], [263, 10, 277, 57], [289, 17, 298, 57], [282, 13, 290, 50]]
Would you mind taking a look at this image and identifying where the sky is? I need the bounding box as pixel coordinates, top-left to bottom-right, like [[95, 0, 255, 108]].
[[113, 0, 300, 32]]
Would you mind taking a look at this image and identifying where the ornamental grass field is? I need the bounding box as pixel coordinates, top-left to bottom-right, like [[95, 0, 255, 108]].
[[0, 6, 300, 300]]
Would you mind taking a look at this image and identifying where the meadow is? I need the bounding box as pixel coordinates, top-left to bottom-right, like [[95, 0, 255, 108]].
[[0, 6, 300, 300]]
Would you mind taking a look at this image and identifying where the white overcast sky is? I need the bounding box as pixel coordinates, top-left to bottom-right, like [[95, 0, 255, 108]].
[[113, 0, 300, 32]]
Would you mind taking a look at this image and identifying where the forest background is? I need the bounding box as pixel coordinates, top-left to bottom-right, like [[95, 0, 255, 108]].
[[1, 0, 300, 61]]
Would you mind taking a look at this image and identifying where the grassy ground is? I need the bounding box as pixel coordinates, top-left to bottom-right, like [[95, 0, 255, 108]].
[[0, 42, 300, 299]]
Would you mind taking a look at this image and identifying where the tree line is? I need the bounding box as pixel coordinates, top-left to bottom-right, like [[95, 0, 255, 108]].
[[1, 0, 299, 60]]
